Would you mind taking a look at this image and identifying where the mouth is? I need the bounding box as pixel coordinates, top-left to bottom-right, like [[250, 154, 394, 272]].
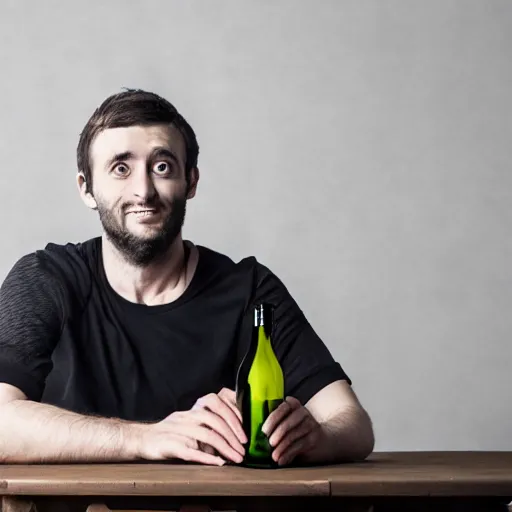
[[126, 209, 158, 217], [125, 209, 163, 225]]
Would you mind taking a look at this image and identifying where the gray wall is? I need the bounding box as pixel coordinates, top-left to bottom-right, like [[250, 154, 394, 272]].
[[1, 0, 510, 451]]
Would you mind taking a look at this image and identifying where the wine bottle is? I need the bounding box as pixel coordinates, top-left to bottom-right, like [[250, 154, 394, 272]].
[[236, 303, 285, 468]]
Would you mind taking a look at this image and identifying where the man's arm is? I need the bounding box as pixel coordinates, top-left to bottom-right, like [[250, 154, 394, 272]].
[[0, 253, 139, 464], [0, 383, 245, 465], [301, 380, 375, 463], [0, 383, 139, 463], [263, 380, 374, 465], [0, 253, 247, 466]]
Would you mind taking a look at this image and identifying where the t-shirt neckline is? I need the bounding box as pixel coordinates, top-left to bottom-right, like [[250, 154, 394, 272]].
[[95, 237, 203, 314]]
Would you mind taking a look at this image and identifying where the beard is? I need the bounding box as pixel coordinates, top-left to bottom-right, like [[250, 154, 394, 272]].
[[96, 194, 187, 267]]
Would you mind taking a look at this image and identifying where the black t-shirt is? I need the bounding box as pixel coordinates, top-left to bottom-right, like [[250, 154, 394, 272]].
[[0, 237, 350, 422]]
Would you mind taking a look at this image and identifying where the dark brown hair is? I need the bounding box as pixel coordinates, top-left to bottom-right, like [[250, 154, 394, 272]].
[[76, 88, 199, 193]]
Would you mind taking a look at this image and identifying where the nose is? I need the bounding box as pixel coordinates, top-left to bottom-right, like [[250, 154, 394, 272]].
[[130, 169, 157, 201]]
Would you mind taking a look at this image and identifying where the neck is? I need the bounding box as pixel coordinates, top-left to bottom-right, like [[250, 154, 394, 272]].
[[101, 233, 196, 306]]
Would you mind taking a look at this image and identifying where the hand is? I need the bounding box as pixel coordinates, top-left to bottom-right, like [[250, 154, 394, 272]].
[[262, 396, 322, 466], [192, 388, 247, 457], [135, 388, 247, 466]]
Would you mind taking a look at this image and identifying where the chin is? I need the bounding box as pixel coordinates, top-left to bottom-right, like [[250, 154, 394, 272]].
[[131, 232, 163, 243], [128, 224, 161, 236]]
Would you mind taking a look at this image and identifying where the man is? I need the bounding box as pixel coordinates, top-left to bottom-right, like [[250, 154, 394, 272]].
[[0, 89, 374, 466]]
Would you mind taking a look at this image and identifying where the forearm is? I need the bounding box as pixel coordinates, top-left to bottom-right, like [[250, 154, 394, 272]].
[[0, 399, 142, 463], [301, 405, 375, 464]]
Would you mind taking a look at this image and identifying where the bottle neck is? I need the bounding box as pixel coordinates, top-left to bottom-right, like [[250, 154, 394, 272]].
[[256, 325, 272, 348]]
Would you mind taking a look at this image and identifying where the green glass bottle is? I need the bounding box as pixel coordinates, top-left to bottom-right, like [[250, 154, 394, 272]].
[[236, 303, 285, 468]]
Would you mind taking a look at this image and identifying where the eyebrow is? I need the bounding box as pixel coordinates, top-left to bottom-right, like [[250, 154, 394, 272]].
[[106, 151, 135, 168], [149, 147, 180, 166], [105, 148, 181, 169]]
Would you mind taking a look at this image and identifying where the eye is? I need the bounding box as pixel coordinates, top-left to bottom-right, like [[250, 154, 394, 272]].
[[112, 163, 130, 177], [152, 161, 172, 176]]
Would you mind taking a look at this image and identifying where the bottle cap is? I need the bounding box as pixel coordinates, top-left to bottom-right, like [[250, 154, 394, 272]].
[[254, 303, 274, 329]]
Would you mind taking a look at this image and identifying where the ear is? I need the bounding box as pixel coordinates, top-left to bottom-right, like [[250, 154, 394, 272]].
[[186, 167, 200, 199], [77, 172, 98, 210]]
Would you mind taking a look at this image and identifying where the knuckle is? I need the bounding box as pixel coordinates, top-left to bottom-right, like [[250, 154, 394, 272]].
[[286, 396, 300, 407], [289, 429, 303, 444], [302, 418, 313, 432], [194, 407, 207, 418], [188, 438, 199, 450], [172, 411, 185, 422], [220, 388, 235, 401], [204, 393, 221, 407], [204, 428, 222, 444]]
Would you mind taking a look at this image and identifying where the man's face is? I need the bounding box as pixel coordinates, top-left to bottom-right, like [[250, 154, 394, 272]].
[[85, 124, 195, 266]]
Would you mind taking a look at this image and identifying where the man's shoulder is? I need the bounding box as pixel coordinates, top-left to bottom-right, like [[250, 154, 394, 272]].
[[194, 243, 282, 294], [195, 244, 304, 327], [4, 237, 100, 297], [42, 236, 100, 266], [195, 243, 271, 278], [34, 236, 99, 274]]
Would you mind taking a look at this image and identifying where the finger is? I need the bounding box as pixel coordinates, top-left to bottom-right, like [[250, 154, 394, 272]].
[[268, 407, 309, 449], [198, 441, 217, 456], [218, 387, 236, 403], [272, 416, 317, 461], [188, 423, 244, 464], [262, 396, 301, 437], [171, 409, 245, 457], [161, 435, 226, 466], [195, 408, 245, 456], [176, 444, 226, 466], [224, 398, 243, 424], [279, 424, 321, 466], [218, 388, 243, 423], [204, 392, 245, 441], [199, 393, 247, 444], [277, 437, 307, 466]]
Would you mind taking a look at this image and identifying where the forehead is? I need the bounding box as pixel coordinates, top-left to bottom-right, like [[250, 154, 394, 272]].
[[90, 124, 186, 167]]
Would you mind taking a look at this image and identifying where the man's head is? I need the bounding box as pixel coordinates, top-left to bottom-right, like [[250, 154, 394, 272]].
[[76, 89, 199, 266]]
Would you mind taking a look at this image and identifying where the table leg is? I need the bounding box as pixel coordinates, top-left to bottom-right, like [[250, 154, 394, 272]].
[[1, 497, 37, 512]]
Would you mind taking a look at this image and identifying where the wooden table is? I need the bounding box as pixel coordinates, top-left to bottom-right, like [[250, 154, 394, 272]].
[[1, 452, 511, 511]]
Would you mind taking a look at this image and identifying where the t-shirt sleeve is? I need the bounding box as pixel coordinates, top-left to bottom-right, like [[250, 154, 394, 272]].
[[0, 253, 66, 401], [253, 263, 351, 405]]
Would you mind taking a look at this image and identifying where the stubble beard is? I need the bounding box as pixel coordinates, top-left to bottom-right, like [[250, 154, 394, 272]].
[[96, 195, 187, 267]]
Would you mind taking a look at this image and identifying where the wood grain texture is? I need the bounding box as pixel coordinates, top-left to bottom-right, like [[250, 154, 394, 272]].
[[0, 463, 329, 497], [0, 452, 511, 498], [326, 451, 512, 497]]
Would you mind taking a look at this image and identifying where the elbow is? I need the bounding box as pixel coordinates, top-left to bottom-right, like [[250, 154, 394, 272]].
[[353, 434, 374, 462], [306, 406, 375, 464], [353, 409, 375, 461]]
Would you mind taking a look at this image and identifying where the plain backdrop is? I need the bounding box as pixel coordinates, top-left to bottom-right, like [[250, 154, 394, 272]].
[[0, 0, 511, 451]]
